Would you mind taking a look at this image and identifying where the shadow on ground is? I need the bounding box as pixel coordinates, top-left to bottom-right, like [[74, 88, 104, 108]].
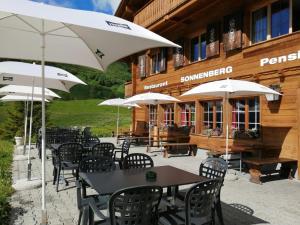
[[220, 202, 269, 225]]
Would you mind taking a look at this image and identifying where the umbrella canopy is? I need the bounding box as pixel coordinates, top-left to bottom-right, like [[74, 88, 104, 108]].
[[124, 92, 180, 105], [99, 98, 140, 108], [0, 0, 179, 70], [99, 98, 140, 142], [0, 61, 86, 92], [181, 78, 281, 162], [181, 78, 281, 97], [1, 95, 50, 102], [0, 85, 60, 99], [124, 92, 180, 148]]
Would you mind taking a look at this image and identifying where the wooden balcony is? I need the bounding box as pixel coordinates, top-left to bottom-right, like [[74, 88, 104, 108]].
[[124, 81, 133, 97], [134, 0, 189, 28]]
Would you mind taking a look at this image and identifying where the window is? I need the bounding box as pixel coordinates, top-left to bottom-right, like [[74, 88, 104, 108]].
[[202, 101, 223, 135], [163, 104, 174, 126], [180, 103, 196, 127], [232, 99, 245, 130], [216, 101, 223, 129], [232, 97, 260, 132], [149, 105, 157, 126], [200, 33, 206, 60], [190, 34, 206, 62], [271, 0, 289, 38], [293, 0, 300, 32], [150, 48, 167, 74], [151, 51, 161, 74], [190, 37, 199, 62], [252, 7, 268, 43], [248, 97, 260, 130]]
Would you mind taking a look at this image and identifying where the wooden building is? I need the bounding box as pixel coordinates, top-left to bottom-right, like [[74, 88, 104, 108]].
[[116, 0, 300, 178]]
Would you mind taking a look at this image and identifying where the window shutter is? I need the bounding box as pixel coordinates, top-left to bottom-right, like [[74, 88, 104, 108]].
[[206, 22, 220, 58], [223, 11, 243, 52], [173, 40, 184, 68], [160, 48, 167, 72], [138, 54, 146, 78]]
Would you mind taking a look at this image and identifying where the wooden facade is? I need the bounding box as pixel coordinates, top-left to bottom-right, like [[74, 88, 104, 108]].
[[116, 0, 300, 178]]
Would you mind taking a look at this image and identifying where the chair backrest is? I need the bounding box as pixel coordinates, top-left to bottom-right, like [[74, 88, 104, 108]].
[[123, 153, 154, 169], [185, 179, 223, 225], [79, 156, 116, 173], [82, 136, 100, 147], [57, 142, 83, 164], [120, 140, 131, 159], [199, 157, 228, 179], [92, 142, 114, 158], [109, 185, 162, 225]]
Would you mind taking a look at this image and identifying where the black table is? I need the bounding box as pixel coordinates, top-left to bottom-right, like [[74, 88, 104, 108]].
[[79, 165, 208, 195], [50, 143, 97, 151]]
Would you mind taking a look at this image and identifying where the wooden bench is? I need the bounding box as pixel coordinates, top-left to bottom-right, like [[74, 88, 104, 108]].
[[243, 157, 297, 184], [162, 143, 197, 158]]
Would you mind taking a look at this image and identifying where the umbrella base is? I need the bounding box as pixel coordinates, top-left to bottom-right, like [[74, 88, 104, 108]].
[[12, 177, 42, 191]]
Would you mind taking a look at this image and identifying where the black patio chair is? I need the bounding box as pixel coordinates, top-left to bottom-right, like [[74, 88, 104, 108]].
[[82, 185, 163, 225], [199, 157, 228, 225], [123, 153, 154, 169], [92, 142, 114, 159], [81, 136, 100, 148], [76, 180, 108, 225], [54, 142, 83, 192], [159, 179, 223, 225], [79, 156, 116, 174], [113, 139, 130, 169]]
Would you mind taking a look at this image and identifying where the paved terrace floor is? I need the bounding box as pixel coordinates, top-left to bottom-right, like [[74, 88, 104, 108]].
[[10, 138, 300, 225]]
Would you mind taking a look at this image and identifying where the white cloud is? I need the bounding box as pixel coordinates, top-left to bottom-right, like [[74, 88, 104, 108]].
[[92, 0, 121, 13]]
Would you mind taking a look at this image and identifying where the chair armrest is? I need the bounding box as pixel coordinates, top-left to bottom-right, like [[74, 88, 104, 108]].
[[88, 197, 107, 220]]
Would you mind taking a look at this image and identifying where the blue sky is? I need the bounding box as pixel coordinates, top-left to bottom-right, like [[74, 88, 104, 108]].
[[31, 0, 121, 15]]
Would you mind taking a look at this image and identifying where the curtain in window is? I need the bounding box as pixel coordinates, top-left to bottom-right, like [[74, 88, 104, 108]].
[[173, 41, 184, 68], [206, 22, 220, 58], [223, 11, 243, 52], [160, 48, 167, 72], [271, 0, 289, 38], [252, 7, 267, 43], [138, 54, 146, 78]]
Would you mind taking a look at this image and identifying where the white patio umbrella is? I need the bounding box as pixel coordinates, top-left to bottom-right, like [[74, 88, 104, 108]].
[[0, 61, 86, 92], [182, 78, 281, 161], [98, 98, 140, 142], [124, 92, 180, 149], [0, 95, 50, 102], [0, 85, 59, 155], [0, 1, 178, 222]]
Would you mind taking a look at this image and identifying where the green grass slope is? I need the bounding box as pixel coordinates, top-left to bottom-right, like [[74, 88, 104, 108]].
[[47, 99, 132, 136]]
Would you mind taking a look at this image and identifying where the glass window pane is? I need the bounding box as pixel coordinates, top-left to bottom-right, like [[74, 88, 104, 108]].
[[249, 112, 255, 123], [200, 33, 206, 60], [271, 0, 289, 38], [191, 37, 199, 62], [252, 7, 267, 43]]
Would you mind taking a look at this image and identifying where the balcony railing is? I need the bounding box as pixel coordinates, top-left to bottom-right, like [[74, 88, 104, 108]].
[[124, 81, 133, 98], [134, 0, 189, 27]]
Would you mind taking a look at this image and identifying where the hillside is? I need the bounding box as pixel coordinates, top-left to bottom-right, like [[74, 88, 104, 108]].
[[47, 62, 131, 100], [48, 99, 132, 136]]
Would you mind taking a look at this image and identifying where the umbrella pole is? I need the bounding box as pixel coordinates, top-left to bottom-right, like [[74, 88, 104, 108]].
[[116, 105, 119, 144], [23, 99, 28, 155], [225, 93, 229, 163], [27, 83, 34, 181], [41, 21, 48, 225], [148, 104, 151, 151]]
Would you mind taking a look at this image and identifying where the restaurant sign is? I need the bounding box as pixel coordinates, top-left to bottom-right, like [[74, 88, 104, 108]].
[[180, 66, 233, 83], [144, 81, 168, 90]]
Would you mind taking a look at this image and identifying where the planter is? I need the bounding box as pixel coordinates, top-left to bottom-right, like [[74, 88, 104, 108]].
[[15, 136, 23, 146]]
